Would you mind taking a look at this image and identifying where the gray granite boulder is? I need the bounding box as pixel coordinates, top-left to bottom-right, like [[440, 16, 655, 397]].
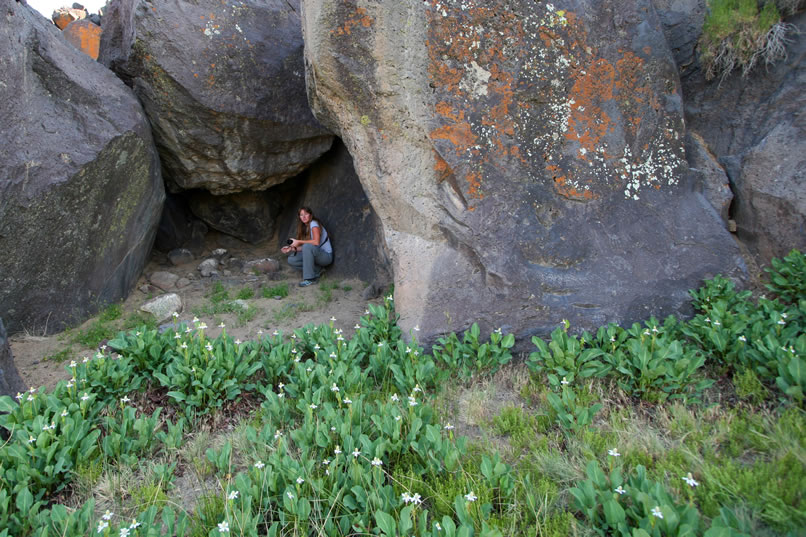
[[0, 319, 25, 398], [140, 293, 182, 323], [0, 0, 164, 334], [302, 0, 744, 346], [100, 0, 334, 195], [189, 190, 280, 244], [680, 11, 806, 267]]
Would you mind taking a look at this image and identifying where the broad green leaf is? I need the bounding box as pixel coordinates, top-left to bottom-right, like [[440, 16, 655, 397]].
[[375, 511, 396, 536]]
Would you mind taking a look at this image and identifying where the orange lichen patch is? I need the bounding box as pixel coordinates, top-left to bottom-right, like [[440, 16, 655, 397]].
[[430, 122, 477, 154], [430, 63, 464, 94], [539, 29, 559, 48], [565, 58, 615, 153], [466, 171, 483, 199], [510, 145, 526, 164], [435, 101, 465, 123], [553, 175, 596, 201], [615, 52, 647, 98], [53, 14, 75, 29], [483, 65, 515, 136], [332, 6, 373, 36], [433, 153, 453, 183], [63, 20, 102, 60]]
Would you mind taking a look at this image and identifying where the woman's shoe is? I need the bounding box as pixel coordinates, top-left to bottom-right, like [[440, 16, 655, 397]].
[[299, 279, 317, 287]]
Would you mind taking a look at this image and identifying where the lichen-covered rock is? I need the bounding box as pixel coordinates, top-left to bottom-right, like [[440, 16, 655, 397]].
[[52, 6, 87, 29], [0, 0, 164, 334], [681, 11, 806, 266], [100, 0, 334, 195], [302, 0, 744, 346], [63, 18, 102, 60]]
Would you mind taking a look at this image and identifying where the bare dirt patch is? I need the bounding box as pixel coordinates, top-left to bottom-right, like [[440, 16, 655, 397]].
[[10, 240, 381, 392]]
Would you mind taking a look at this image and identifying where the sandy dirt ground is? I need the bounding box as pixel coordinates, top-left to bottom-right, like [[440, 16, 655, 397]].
[[10, 239, 382, 392]]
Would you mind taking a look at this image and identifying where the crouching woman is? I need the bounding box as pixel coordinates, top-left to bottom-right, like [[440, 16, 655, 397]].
[[281, 207, 333, 287]]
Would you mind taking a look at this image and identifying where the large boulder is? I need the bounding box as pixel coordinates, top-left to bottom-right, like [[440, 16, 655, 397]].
[[0, 0, 164, 334], [99, 0, 334, 195], [0, 319, 25, 398], [189, 190, 280, 244], [302, 0, 744, 345], [680, 11, 806, 267]]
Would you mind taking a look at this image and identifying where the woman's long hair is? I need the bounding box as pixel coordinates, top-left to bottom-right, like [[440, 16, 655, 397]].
[[295, 206, 316, 240]]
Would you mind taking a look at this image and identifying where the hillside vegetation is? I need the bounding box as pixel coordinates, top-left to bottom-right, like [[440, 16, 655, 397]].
[[1, 251, 804, 537], [700, 0, 804, 81]]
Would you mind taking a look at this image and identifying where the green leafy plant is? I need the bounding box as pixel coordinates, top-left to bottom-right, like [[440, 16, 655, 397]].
[[765, 249, 806, 303], [600, 318, 713, 403], [151, 324, 262, 419], [433, 324, 514, 379], [527, 320, 611, 387], [547, 385, 602, 433], [571, 460, 711, 537]]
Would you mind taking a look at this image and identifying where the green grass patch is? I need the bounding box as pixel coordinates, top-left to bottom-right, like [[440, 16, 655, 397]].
[[272, 301, 313, 323], [236, 287, 255, 300], [44, 346, 73, 362], [70, 303, 124, 347], [261, 283, 289, 299], [122, 312, 158, 332]]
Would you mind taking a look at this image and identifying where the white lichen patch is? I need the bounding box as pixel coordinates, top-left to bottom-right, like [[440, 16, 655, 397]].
[[459, 60, 491, 97], [203, 20, 221, 38]]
